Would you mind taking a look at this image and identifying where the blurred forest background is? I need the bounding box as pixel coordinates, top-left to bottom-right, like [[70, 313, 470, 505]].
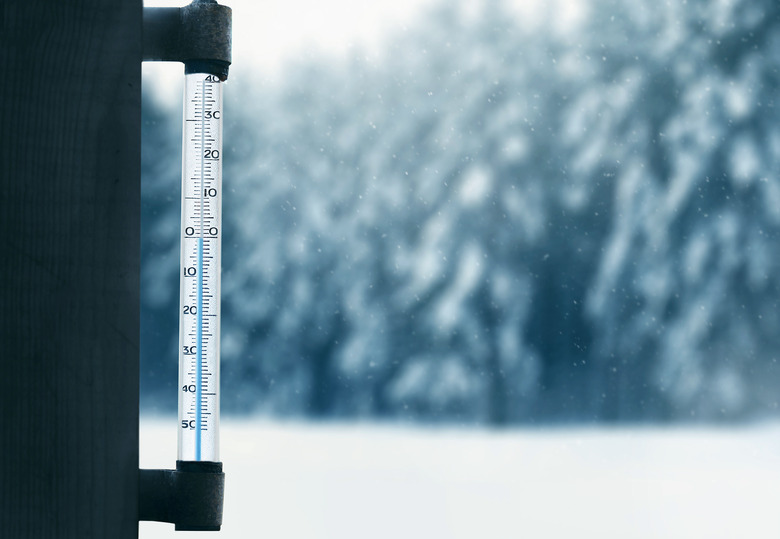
[[141, 0, 780, 424]]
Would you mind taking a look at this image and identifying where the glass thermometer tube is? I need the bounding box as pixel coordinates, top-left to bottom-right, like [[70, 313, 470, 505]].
[[178, 72, 222, 462]]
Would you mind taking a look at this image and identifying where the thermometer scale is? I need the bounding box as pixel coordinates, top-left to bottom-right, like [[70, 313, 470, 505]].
[[178, 71, 223, 463]]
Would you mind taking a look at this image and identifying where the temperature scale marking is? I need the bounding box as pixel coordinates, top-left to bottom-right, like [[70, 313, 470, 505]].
[[195, 78, 206, 460], [178, 73, 222, 463]]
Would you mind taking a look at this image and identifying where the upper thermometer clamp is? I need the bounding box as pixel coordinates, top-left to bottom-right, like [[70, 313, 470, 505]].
[[143, 0, 232, 80]]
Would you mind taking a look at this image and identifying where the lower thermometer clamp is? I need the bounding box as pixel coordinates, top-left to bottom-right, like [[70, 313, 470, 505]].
[[139, 461, 225, 531]]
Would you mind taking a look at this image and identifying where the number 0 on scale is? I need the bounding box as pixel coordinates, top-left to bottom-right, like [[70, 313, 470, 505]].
[[178, 72, 223, 462]]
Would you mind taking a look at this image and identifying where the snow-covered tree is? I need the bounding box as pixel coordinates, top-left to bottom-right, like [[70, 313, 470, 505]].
[[578, 0, 780, 419], [141, 0, 780, 423]]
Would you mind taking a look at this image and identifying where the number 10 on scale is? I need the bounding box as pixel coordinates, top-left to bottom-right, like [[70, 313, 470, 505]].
[[178, 72, 223, 462]]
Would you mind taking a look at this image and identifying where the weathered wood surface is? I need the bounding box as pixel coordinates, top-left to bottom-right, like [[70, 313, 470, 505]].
[[0, 1, 141, 537]]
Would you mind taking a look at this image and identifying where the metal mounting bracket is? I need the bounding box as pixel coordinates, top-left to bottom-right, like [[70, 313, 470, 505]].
[[139, 461, 225, 531], [143, 0, 232, 80]]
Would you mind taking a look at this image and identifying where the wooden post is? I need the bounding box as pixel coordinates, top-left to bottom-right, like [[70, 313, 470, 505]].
[[0, 1, 141, 537]]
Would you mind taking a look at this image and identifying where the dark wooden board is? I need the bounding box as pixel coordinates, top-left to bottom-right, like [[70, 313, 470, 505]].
[[0, 0, 141, 536]]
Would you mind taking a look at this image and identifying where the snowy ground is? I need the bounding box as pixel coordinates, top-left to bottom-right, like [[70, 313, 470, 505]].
[[140, 419, 780, 539]]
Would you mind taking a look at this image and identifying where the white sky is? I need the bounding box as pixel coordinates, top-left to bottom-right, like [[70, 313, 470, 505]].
[[145, 0, 439, 70], [144, 0, 440, 106], [143, 0, 586, 108]]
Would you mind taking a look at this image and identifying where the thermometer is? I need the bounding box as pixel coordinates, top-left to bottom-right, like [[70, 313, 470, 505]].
[[178, 70, 223, 463], [139, 1, 229, 530]]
